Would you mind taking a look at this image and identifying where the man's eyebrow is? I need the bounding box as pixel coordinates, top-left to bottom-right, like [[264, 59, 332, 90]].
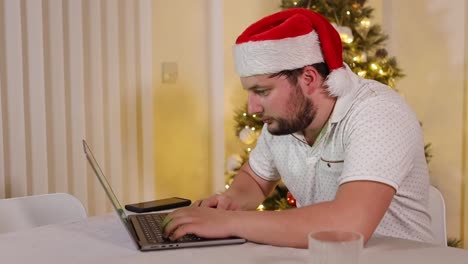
[[244, 84, 272, 91], [244, 85, 260, 91]]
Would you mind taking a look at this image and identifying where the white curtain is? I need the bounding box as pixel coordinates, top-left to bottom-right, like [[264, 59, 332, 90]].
[[0, 0, 155, 216]]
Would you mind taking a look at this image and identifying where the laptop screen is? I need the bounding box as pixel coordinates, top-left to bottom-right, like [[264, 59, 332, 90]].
[[82, 140, 128, 225]]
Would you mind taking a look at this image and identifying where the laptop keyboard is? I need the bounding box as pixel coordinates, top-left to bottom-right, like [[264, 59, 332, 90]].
[[136, 213, 203, 244]]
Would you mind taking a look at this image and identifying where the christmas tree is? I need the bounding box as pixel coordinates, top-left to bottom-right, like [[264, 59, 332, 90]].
[[226, 0, 402, 210]]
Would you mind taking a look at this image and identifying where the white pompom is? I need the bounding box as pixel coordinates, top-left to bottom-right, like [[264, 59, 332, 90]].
[[325, 66, 354, 97]]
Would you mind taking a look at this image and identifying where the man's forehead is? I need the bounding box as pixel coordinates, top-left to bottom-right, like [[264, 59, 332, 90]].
[[240, 74, 283, 90]]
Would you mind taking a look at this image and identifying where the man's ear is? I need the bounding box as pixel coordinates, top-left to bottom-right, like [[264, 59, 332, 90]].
[[299, 66, 323, 95]]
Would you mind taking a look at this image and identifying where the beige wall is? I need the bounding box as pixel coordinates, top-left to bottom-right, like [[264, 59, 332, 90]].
[[152, 0, 212, 201]]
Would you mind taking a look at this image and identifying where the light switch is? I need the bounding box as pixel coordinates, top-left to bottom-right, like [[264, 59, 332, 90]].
[[162, 62, 178, 84]]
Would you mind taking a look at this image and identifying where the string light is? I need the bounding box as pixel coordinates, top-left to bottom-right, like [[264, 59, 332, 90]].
[[341, 34, 353, 44], [242, 113, 247, 117], [360, 18, 371, 28], [225, 184, 230, 189], [346, 11, 351, 15], [379, 69, 385, 75], [336, 26, 354, 44], [257, 204, 265, 211], [353, 53, 367, 63], [358, 71, 367, 77], [371, 63, 378, 70], [251, 127, 256, 131], [247, 148, 252, 152], [356, 18, 371, 38], [252, 114, 257, 118]]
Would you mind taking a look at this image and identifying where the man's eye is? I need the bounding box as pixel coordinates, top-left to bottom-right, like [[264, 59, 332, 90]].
[[256, 90, 269, 96]]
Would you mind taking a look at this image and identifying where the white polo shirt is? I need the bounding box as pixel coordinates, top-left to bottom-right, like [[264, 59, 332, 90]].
[[249, 69, 434, 243]]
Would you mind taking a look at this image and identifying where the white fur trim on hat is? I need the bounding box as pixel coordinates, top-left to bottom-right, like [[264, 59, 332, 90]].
[[233, 31, 324, 77], [325, 64, 358, 97]]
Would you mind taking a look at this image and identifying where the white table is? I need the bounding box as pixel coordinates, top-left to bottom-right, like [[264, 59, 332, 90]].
[[0, 214, 467, 264]]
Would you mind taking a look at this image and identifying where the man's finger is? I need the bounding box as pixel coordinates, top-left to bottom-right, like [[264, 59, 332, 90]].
[[163, 214, 194, 237], [169, 223, 193, 241], [199, 198, 219, 208], [215, 195, 235, 210], [216, 199, 230, 210], [161, 216, 172, 232]]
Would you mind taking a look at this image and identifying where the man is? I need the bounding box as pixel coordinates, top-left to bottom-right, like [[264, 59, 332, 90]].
[[163, 8, 433, 248]]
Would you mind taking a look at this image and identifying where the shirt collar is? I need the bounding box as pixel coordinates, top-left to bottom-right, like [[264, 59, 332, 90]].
[[329, 64, 361, 124]]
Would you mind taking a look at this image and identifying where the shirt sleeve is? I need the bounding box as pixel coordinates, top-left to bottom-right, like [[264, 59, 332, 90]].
[[338, 97, 424, 191], [249, 125, 281, 182]]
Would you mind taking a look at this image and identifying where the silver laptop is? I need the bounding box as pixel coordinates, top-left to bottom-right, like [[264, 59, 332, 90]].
[[82, 140, 246, 251]]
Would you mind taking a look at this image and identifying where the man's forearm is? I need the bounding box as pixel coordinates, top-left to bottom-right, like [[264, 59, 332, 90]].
[[227, 202, 332, 248], [229, 201, 366, 248], [227, 181, 394, 248]]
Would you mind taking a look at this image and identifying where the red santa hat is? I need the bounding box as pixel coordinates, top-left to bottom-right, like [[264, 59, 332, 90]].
[[233, 8, 352, 97]]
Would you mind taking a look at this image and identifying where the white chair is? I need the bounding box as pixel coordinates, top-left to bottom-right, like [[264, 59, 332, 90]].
[[0, 193, 87, 234], [428, 185, 447, 246]]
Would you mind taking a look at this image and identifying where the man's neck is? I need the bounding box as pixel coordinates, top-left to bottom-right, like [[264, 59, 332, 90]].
[[303, 96, 337, 146]]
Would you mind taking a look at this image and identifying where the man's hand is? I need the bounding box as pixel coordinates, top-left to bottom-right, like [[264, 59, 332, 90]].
[[193, 194, 240, 210], [163, 207, 238, 240]]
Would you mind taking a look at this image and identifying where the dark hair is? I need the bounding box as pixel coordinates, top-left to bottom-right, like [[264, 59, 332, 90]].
[[269, 62, 330, 86]]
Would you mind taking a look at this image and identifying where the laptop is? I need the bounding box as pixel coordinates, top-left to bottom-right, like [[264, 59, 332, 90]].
[[82, 140, 246, 251]]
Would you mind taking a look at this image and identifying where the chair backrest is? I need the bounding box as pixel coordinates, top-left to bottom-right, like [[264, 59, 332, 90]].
[[427, 185, 447, 246], [0, 193, 87, 234]]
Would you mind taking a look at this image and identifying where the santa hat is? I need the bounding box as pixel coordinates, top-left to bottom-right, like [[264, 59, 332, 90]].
[[233, 8, 352, 97]]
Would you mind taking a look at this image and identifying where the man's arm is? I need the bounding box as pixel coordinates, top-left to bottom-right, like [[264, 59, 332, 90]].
[[232, 180, 395, 247], [197, 161, 278, 210], [165, 180, 395, 248]]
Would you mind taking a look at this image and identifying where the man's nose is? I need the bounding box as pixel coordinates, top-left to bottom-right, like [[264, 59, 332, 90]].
[[247, 93, 263, 115]]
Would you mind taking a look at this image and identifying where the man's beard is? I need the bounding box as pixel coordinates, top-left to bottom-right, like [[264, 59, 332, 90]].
[[267, 86, 316, 135]]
